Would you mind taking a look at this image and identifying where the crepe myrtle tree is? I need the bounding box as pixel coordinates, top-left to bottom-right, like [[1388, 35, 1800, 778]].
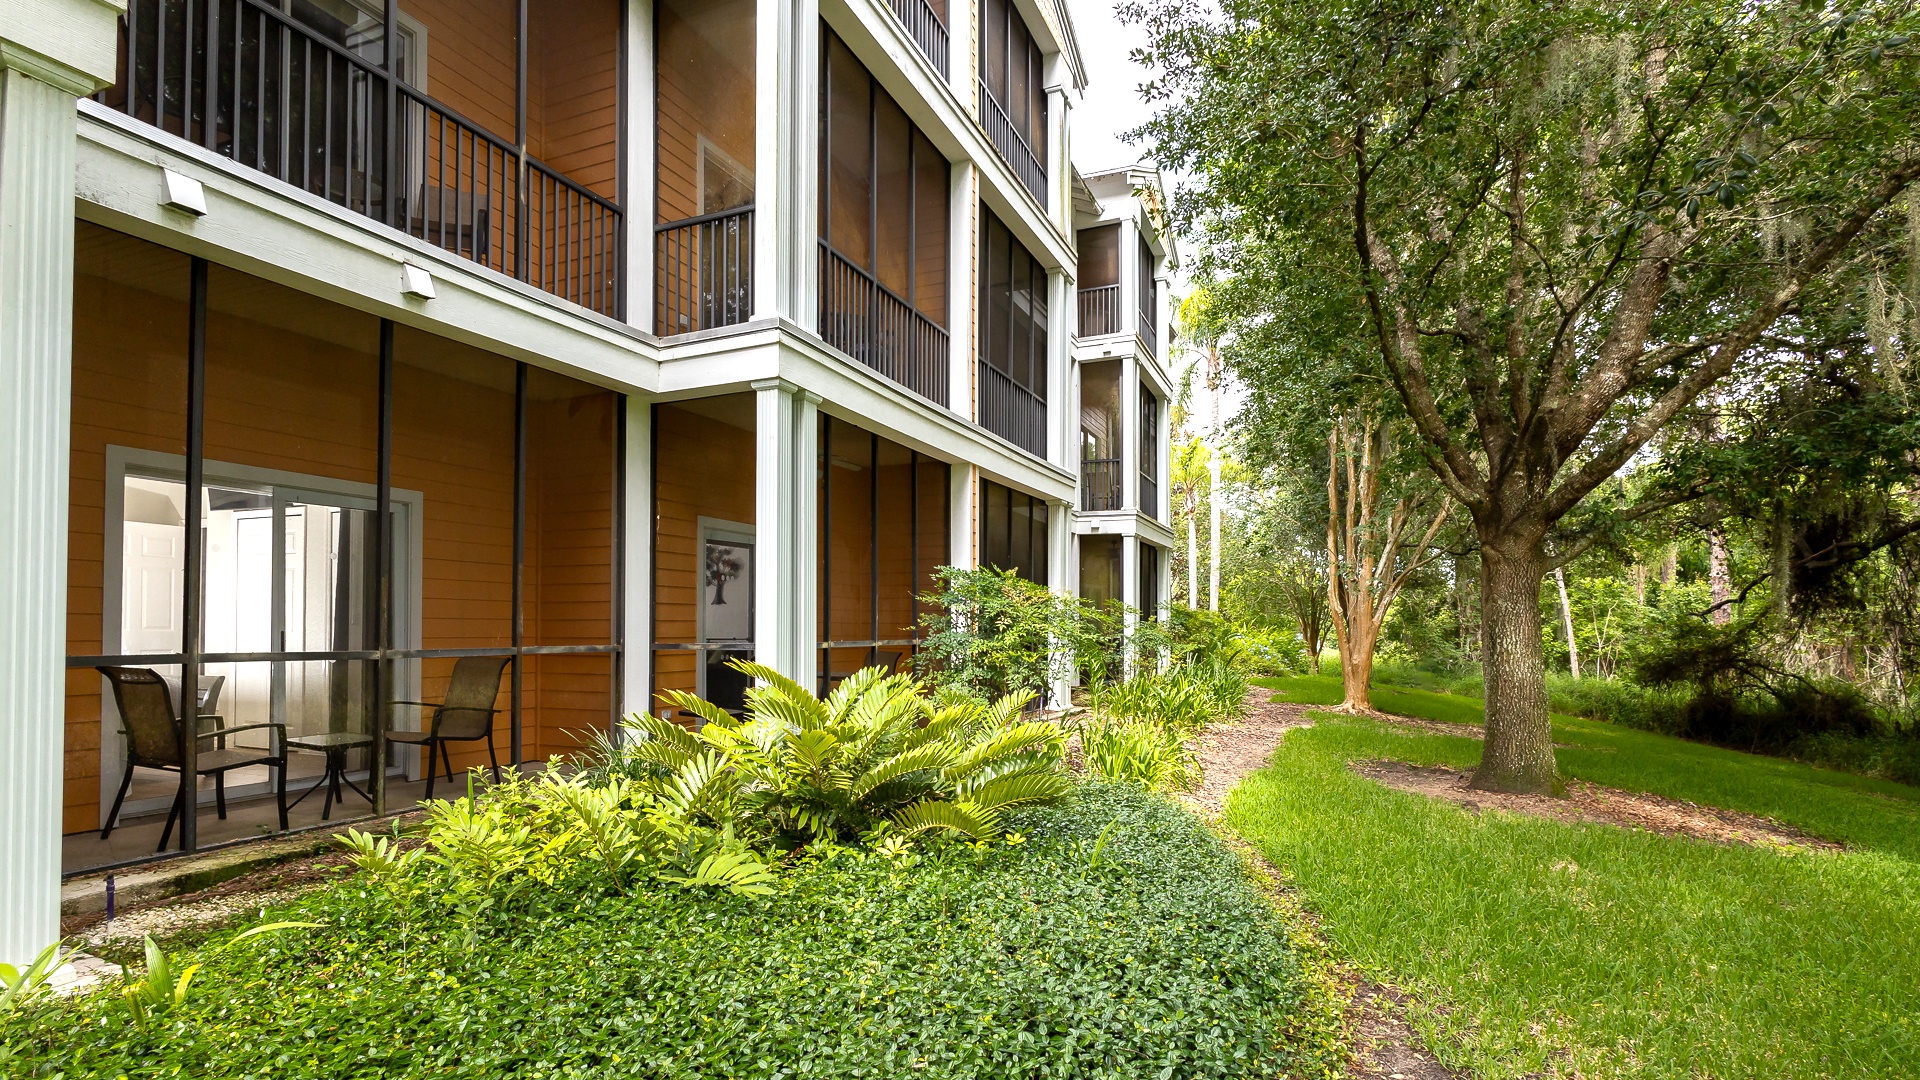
[[1132, 0, 1920, 792]]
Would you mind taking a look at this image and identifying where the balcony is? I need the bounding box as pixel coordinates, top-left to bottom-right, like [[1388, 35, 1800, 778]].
[[656, 208, 754, 336], [887, 0, 950, 78], [979, 360, 1046, 456], [978, 78, 1046, 204], [1081, 457, 1121, 511], [101, 0, 624, 317], [1078, 284, 1121, 337], [820, 244, 950, 405]]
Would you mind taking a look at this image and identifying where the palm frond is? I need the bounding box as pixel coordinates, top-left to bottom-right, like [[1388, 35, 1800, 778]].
[[890, 798, 1000, 840]]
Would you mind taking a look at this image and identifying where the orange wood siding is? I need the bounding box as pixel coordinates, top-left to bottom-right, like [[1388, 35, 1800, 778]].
[[652, 401, 756, 706], [65, 227, 192, 832]]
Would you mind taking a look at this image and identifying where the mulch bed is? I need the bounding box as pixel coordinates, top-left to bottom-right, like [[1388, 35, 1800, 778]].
[[1352, 759, 1842, 851]]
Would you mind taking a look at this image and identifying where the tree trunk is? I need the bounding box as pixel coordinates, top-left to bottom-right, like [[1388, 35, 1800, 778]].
[[1208, 454, 1223, 612], [1338, 618, 1376, 710], [1186, 509, 1199, 608], [1708, 525, 1732, 624], [1554, 567, 1580, 680], [1471, 541, 1562, 795]]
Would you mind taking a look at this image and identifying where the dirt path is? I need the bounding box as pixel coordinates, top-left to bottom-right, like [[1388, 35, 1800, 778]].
[[1187, 691, 1459, 1080]]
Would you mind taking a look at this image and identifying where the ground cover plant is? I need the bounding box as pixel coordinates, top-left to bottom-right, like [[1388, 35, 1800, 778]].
[[1229, 709, 1920, 1079], [1255, 673, 1920, 858], [1, 784, 1345, 1080]]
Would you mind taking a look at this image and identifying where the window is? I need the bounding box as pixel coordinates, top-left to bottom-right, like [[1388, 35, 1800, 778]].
[[1137, 233, 1158, 356], [977, 0, 1048, 198], [978, 207, 1049, 455], [979, 478, 1048, 584], [1080, 535, 1122, 605], [1139, 384, 1159, 519], [817, 29, 952, 402], [1080, 360, 1121, 511], [1138, 542, 1161, 615], [656, 0, 757, 334]]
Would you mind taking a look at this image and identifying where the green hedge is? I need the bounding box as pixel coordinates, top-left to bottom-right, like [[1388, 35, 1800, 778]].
[[5, 784, 1341, 1080]]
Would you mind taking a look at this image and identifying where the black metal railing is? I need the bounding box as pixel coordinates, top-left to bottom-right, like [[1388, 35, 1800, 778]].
[[656, 207, 754, 336], [1081, 457, 1122, 511], [887, 0, 949, 78], [820, 244, 949, 405], [1078, 284, 1120, 338], [1139, 300, 1157, 358], [395, 89, 622, 316], [102, 0, 624, 317], [977, 78, 1046, 204], [978, 360, 1046, 456], [1140, 471, 1159, 518]]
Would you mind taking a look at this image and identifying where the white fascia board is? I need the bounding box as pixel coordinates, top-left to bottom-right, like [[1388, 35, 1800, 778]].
[[822, 0, 1073, 271], [654, 321, 1076, 502], [1069, 512, 1175, 548], [1139, 346, 1175, 401], [74, 103, 663, 397]]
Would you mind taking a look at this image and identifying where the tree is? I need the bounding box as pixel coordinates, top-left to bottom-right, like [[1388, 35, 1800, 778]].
[[1133, 0, 1920, 792], [1325, 416, 1453, 710]]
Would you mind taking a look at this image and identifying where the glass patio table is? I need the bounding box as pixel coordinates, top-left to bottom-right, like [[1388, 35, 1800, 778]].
[[284, 731, 375, 821]]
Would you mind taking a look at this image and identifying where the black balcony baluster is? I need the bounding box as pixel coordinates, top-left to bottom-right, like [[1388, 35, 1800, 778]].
[[655, 207, 754, 336], [1080, 457, 1122, 511], [978, 360, 1046, 456], [886, 0, 949, 77], [977, 77, 1046, 203], [1077, 284, 1120, 338], [818, 242, 950, 406], [102, 0, 624, 318]]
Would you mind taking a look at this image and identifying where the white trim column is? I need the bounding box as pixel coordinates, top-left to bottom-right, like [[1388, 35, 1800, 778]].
[[625, 0, 656, 331], [753, 0, 819, 327], [621, 401, 653, 715], [949, 464, 976, 568], [0, 0, 123, 967], [1046, 268, 1069, 468], [1120, 351, 1140, 513], [752, 379, 819, 687], [1120, 535, 1140, 675], [948, 159, 975, 418], [1046, 498, 1072, 706]]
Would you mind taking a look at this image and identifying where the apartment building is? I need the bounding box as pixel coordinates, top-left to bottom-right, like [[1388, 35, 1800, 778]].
[[0, 0, 1174, 962]]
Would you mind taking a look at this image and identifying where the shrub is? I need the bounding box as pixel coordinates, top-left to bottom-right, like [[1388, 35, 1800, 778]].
[[1081, 719, 1197, 792], [915, 566, 1093, 707], [1239, 624, 1309, 676], [635, 662, 1071, 846], [1087, 661, 1246, 735], [3, 786, 1344, 1080]]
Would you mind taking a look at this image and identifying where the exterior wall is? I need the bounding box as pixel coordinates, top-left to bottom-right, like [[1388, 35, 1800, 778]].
[[651, 398, 757, 704]]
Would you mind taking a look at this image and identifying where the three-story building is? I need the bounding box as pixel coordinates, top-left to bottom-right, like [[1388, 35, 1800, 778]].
[[0, 0, 1174, 962]]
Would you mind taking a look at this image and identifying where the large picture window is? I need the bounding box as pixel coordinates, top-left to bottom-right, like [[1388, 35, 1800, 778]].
[[978, 208, 1049, 456], [818, 29, 952, 404]]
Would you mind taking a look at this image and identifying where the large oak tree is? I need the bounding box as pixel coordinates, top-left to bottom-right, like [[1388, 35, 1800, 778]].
[[1132, 0, 1920, 792]]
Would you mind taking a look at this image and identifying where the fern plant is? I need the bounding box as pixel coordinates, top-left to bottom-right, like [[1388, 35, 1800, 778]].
[[620, 661, 1071, 846]]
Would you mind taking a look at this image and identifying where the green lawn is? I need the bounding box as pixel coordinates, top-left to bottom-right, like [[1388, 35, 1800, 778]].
[[1235, 675, 1920, 1078], [1253, 673, 1920, 859]]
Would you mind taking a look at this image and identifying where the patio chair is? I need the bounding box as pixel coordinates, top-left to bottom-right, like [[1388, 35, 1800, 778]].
[[388, 654, 510, 802], [98, 666, 288, 851]]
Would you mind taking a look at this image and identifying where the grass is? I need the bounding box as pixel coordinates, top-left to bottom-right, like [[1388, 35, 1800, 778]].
[[1234, 674, 1920, 1078], [1254, 673, 1920, 859], [3, 784, 1345, 1080]]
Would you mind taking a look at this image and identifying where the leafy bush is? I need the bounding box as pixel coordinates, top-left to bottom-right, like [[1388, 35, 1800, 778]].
[[1239, 624, 1310, 675], [1081, 719, 1197, 792], [630, 662, 1071, 846], [3, 785, 1344, 1080], [915, 566, 1093, 707], [334, 665, 1071, 911], [1545, 672, 1690, 734], [1087, 661, 1246, 735]]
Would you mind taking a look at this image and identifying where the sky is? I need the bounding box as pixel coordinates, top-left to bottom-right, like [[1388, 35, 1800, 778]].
[[1065, 1, 1159, 175]]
